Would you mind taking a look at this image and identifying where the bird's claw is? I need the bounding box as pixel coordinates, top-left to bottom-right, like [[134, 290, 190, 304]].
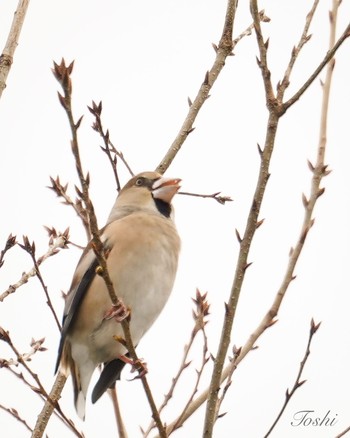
[[103, 300, 130, 322], [119, 354, 148, 379]]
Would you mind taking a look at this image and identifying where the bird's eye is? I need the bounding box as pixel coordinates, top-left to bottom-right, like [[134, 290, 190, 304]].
[[135, 177, 144, 186]]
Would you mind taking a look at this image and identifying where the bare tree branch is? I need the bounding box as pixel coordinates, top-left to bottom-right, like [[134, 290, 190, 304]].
[[282, 14, 350, 111], [41, 59, 167, 438], [88, 101, 134, 189], [201, 0, 343, 435], [276, 0, 320, 102], [0, 0, 30, 99], [0, 403, 33, 433], [0, 234, 17, 269], [335, 425, 350, 438], [31, 372, 84, 438], [264, 319, 321, 437], [0, 231, 69, 302], [156, 0, 238, 174], [179, 190, 232, 205]]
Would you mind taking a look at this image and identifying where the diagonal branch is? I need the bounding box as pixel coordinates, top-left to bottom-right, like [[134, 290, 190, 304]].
[[276, 0, 320, 102], [0, 403, 33, 433], [0, 0, 30, 99], [38, 59, 166, 438], [264, 319, 321, 437], [156, 0, 238, 174], [282, 18, 350, 112], [0, 232, 69, 302]]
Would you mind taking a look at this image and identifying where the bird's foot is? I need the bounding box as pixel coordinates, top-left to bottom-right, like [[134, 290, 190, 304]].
[[103, 300, 130, 322], [119, 354, 148, 379]]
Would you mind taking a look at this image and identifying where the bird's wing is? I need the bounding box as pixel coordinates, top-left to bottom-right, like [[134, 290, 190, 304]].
[[55, 244, 99, 373]]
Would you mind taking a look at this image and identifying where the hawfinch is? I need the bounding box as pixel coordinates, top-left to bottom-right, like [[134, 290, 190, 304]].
[[55, 171, 181, 419]]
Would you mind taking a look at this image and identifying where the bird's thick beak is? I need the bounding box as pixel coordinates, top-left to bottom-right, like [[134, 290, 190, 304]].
[[152, 177, 182, 203]]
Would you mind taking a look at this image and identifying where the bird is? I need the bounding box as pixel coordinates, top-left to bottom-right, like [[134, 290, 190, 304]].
[[55, 171, 181, 419]]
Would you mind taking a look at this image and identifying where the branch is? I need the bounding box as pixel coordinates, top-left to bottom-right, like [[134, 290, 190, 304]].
[[0, 231, 69, 302], [0, 0, 30, 99], [179, 190, 232, 205], [0, 328, 83, 437], [0, 403, 33, 433], [50, 59, 166, 438], [31, 372, 84, 438], [88, 100, 134, 189], [202, 4, 278, 434], [250, 0, 275, 109], [144, 290, 210, 437], [264, 319, 321, 437], [18, 236, 61, 330], [202, 0, 344, 434], [156, 0, 238, 174], [47, 176, 90, 239], [283, 14, 350, 111], [232, 10, 270, 51], [0, 234, 17, 269], [276, 0, 320, 102], [335, 425, 350, 438]]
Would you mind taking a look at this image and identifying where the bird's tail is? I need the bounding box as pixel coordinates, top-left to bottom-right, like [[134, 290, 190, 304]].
[[70, 358, 95, 420]]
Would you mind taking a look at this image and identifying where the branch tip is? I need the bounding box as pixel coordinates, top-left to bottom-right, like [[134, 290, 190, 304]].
[[235, 229, 242, 244]]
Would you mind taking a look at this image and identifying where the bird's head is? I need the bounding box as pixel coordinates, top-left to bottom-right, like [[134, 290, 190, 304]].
[[112, 171, 181, 219]]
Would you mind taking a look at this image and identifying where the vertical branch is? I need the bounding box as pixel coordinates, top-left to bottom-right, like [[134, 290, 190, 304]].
[[202, 3, 278, 436], [250, 0, 275, 107], [0, 0, 30, 99], [203, 1, 342, 436]]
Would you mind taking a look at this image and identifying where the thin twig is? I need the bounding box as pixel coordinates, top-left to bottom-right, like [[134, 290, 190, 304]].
[[215, 344, 241, 417], [0, 403, 33, 433], [179, 191, 232, 205], [250, 0, 275, 108], [0, 234, 17, 269], [0, 232, 69, 302], [156, 0, 238, 174], [143, 337, 195, 437], [282, 18, 350, 112], [47, 176, 90, 239], [109, 388, 128, 438], [276, 0, 320, 102], [88, 101, 134, 189], [143, 290, 210, 437], [0, 0, 30, 99], [18, 236, 61, 330], [0, 328, 83, 437], [335, 425, 350, 438], [264, 319, 321, 437], [88, 101, 121, 189], [232, 10, 270, 51], [163, 291, 210, 437]]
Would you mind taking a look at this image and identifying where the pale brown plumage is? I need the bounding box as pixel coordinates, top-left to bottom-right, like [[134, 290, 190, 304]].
[[55, 171, 181, 419]]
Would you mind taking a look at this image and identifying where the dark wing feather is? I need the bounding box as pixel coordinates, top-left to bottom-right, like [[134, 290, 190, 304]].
[[91, 356, 129, 403], [55, 253, 99, 373]]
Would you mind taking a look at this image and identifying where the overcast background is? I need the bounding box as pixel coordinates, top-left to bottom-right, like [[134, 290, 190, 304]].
[[0, 1, 350, 437]]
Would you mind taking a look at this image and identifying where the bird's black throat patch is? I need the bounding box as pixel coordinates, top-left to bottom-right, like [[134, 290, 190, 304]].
[[153, 197, 171, 218]]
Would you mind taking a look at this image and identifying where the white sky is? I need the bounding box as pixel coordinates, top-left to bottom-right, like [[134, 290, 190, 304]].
[[0, 1, 350, 437]]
